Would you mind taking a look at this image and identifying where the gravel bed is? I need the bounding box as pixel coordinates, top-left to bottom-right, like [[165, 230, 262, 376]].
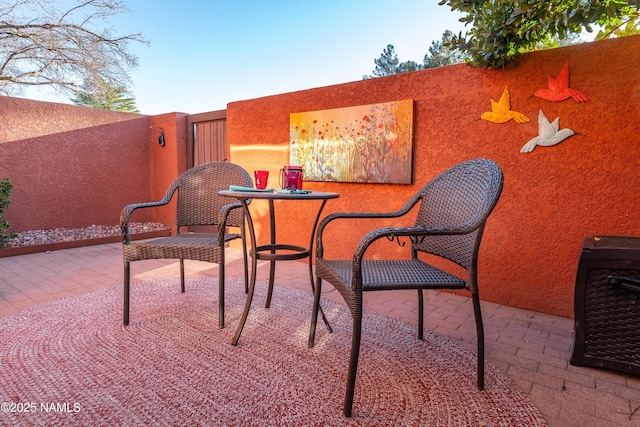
[[5, 222, 169, 247]]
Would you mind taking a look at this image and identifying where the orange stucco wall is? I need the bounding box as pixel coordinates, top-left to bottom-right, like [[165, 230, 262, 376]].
[[0, 97, 186, 232], [0, 96, 137, 142], [147, 113, 189, 231], [227, 35, 640, 318]]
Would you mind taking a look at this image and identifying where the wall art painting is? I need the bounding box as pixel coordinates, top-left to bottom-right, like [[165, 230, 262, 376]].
[[290, 99, 413, 184]]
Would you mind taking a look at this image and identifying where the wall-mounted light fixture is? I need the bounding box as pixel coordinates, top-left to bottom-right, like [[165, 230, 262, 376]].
[[149, 126, 165, 146]]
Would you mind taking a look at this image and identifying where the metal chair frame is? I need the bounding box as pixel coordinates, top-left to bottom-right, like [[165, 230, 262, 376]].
[[308, 158, 504, 417], [121, 161, 253, 328]]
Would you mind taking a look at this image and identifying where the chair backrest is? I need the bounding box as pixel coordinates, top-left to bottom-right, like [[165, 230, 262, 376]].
[[168, 162, 253, 229], [412, 158, 503, 270]]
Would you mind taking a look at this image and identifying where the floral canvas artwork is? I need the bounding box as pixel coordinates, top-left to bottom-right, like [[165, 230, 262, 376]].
[[290, 100, 414, 184]]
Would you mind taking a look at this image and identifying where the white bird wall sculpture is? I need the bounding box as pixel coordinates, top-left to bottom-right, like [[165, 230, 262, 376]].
[[520, 110, 575, 153]]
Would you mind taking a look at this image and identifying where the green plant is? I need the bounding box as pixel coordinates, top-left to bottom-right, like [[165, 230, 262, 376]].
[[440, 0, 640, 68], [0, 178, 17, 248]]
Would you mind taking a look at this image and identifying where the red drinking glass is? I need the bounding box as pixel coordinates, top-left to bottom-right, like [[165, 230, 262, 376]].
[[254, 170, 269, 189]]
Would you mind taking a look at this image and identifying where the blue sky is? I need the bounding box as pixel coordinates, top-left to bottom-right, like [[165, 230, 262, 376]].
[[24, 1, 467, 115]]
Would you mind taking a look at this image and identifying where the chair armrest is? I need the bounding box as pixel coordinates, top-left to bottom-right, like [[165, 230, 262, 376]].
[[353, 224, 479, 265], [316, 212, 403, 258], [120, 200, 170, 244], [217, 201, 246, 242], [344, 224, 480, 289], [317, 188, 422, 243], [316, 194, 421, 258], [121, 179, 182, 244]]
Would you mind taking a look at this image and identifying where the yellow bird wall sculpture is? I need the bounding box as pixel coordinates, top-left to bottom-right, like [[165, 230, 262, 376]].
[[481, 87, 530, 124]]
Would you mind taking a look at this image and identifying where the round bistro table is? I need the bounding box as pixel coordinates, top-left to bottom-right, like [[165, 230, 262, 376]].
[[218, 189, 339, 345]]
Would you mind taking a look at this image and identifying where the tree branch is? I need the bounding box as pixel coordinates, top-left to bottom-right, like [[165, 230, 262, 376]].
[[0, 0, 147, 95]]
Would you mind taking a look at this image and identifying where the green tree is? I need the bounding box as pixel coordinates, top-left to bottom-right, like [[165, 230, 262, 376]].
[[363, 44, 401, 78], [365, 30, 467, 78], [423, 30, 466, 68], [439, 0, 640, 68], [72, 81, 140, 113], [364, 45, 429, 78], [0, 0, 147, 97], [396, 60, 424, 73]]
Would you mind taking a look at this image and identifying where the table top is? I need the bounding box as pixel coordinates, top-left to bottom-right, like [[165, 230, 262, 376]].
[[219, 189, 339, 201]]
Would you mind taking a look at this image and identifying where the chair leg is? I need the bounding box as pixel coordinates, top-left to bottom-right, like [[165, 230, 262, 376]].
[[219, 263, 225, 329], [417, 289, 424, 340], [471, 293, 485, 390], [308, 277, 323, 348], [344, 315, 362, 418], [179, 259, 186, 293], [123, 261, 130, 326]]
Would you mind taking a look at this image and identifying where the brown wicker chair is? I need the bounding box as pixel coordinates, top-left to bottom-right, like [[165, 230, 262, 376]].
[[308, 158, 504, 417], [121, 161, 253, 328]]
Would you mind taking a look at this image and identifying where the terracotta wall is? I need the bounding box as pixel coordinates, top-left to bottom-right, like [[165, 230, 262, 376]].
[[146, 113, 189, 229], [0, 96, 137, 143], [0, 97, 186, 232], [227, 35, 640, 318]]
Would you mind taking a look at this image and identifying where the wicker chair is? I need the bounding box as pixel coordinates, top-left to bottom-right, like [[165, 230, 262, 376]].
[[308, 158, 504, 417], [121, 161, 253, 328]]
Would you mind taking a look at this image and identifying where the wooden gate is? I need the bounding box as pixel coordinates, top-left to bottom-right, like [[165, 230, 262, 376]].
[[186, 110, 227, 168]]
